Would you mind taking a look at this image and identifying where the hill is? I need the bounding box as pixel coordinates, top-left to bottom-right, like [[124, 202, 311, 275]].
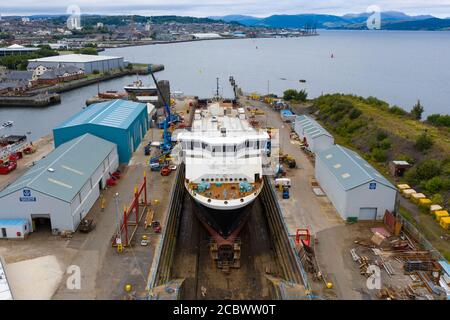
[[312, 94, 450, 259], [210, 12, 450, 30]]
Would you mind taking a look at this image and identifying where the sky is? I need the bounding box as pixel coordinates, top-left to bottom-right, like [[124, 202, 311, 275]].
[[1, 0, 450, 18]]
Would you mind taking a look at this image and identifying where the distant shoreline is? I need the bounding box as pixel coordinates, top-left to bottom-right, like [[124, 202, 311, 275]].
[[100, 34, 320, 49]]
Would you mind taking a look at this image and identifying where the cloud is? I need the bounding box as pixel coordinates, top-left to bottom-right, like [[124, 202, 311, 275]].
[[1, 0, 449, 18]]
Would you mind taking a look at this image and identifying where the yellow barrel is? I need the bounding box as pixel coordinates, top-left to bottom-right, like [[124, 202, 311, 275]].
[[411, 193, 425, 204], [440, 217, 450, 230], [418, 198, 432, 209], [434, 210, 449, 222]]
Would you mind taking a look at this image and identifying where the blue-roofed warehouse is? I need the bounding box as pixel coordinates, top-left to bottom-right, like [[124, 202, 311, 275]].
[[0, 134, 119, 233], [315, 145, 397, 221], [53, 99, 149, 163]]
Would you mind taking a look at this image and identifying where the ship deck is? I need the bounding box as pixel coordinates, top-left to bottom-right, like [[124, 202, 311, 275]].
[[188, 181, 262, 200]]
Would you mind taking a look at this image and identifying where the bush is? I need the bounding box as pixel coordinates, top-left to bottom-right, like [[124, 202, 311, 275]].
[[431, 194, 443, 205], [424, 176, 443, 194], [371, 148, 387, 162], [349, 108, 362, 119], [389, 105, 408, 116], [415, 133, 433, 152], [379, 138, 391, 150], [427, 114, 450, 127], [415, 159, 441, 180], [376, 130, 388, 141], [92, 69, 100, 74]]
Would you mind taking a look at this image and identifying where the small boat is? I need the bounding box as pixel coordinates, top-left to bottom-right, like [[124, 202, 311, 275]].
[[3, 121, 14, 127], [124, 80, 157, 96], [331, 53, 334, 58], [299, 79, 306, 83]]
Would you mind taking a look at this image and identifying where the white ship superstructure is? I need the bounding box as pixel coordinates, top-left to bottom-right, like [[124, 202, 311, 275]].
[[177, 102, 269, 211]]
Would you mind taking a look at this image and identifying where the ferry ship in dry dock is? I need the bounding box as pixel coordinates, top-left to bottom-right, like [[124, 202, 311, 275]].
[[176, 100, 270, 239]]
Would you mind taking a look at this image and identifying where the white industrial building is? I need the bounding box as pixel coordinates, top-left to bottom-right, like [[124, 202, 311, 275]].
[[315, 145, 397, 221], [0, 134, 118, 233], [294, 115, 334, 153], [27, 54, 124, 74]]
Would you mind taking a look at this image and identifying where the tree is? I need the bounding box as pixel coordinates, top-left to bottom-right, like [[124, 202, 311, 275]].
[[283, 89, 298, 101], [283, 89, 307, 102], [410, 100, 424, 120]]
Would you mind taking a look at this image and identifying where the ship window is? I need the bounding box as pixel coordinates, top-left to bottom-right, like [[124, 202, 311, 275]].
[[211, 178, 215, 182], [220, 178, 224, 182], [224, 201, 228, 205], [206, 178, 209, 182], [245, 140, 249, 148], [239, 178, 242, 181], [190, 141, 194, 150], [202, 142, 208, 149], [194, 141, 201, 149], [226, 145, 234, 152], [211, 146, 216, 153], [244, 178, 247, 181], [256, 140, 260, 149], [201, 179, 205, 182]]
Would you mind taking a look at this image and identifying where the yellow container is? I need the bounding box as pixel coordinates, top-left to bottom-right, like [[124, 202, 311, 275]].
[[411, 193, 426, 204], [440, 217, 450, 230], [418, 198, 432, 209], [402, 189, 416, 198], [430, 204, 443, 214], [397, 184, 410, 190], [435, 210, 449, 222]]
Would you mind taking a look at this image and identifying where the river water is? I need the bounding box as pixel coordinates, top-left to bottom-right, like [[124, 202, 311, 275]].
[[1, 30, 449, 141]]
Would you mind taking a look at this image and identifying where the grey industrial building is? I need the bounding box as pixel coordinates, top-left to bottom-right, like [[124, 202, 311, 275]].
[[315, 145, 397, 221], [27, 54, 124, 74], [0, 134, 119, 233], [0, 44, 40, 57], [294, 115, 334, 153]]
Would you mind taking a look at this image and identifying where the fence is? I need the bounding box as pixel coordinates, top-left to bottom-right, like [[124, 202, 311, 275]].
[[396, 213, 447, 262]]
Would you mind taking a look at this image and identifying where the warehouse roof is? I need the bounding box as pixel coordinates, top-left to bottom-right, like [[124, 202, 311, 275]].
[[28, 54, 122, 63], [0, 44, 39, 52], [0, 134, 116, 202], [316, 145, 396, 191], [55, 99, 146, 130], [296, 115, 333, 138]]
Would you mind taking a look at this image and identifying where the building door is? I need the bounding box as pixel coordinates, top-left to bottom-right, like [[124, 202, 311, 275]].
[[359, 208, 377, 220], [1, 228, 6, 238]]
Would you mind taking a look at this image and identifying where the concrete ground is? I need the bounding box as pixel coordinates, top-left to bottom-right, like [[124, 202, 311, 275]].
[[0, 98, 190, 300]]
